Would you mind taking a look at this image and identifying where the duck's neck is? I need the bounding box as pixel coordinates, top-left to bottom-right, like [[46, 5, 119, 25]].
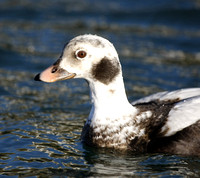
[[87, 75, 137, 125]]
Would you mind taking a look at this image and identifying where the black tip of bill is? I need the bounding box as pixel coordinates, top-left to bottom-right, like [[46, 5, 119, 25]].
[[34, 73, 41, 81]]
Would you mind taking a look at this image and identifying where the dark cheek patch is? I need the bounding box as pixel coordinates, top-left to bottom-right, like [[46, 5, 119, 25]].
[[91, 57, 120, 85]]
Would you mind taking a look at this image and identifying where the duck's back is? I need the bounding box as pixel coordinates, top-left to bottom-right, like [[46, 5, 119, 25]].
[[132, 88, 200, 155]]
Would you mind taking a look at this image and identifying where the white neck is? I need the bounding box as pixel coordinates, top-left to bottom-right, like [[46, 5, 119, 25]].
[[87, 74, 137, 125]]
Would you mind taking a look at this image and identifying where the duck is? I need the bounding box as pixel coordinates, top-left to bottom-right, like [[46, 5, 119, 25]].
[[34, 34, 200, 156]]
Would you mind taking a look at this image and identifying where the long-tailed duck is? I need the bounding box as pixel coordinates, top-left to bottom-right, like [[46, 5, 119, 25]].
[[34, 34, 200, 156]]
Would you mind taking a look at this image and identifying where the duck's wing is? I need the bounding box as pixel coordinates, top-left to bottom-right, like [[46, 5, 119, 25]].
[[160, 95, 200, 136], [132, 88, 200, 105], [132, 88, 200, 137]]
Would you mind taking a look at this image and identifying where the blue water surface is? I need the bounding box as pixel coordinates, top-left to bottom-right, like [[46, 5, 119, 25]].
[[0, 0, 200, 177]]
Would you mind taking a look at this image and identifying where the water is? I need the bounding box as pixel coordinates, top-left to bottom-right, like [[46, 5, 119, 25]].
[[0, 0, 200, 177]]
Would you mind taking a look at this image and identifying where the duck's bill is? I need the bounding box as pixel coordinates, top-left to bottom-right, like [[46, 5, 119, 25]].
[[34, 65, 76, 83]]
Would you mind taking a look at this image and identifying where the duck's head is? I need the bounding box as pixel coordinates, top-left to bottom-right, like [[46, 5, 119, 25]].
[[34, 34, 121, 85]]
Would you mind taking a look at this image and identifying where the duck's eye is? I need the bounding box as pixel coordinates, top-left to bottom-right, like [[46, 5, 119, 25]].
[[75, 50, 87, 60]]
